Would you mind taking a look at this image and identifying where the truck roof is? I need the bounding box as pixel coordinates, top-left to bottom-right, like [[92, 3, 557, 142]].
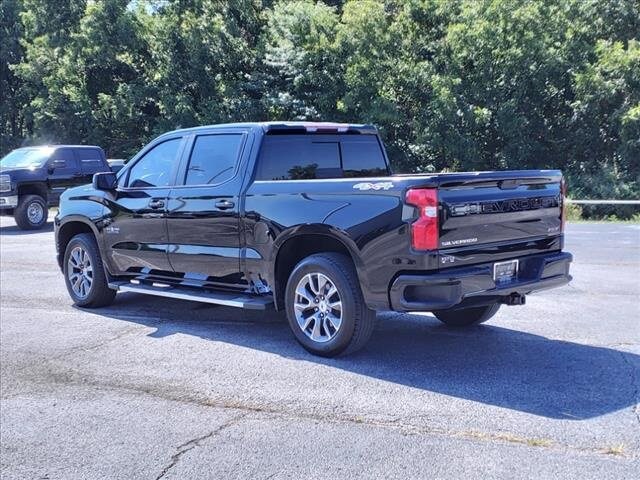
[[14, 145, 103, 150], [160, 121, 378, 138]]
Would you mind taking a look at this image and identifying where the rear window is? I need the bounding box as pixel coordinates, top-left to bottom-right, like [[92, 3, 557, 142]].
[[341, 138, 389, 177], [256, 134, 387, 181]]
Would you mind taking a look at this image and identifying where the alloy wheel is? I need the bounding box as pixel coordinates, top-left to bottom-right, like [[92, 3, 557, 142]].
[[67, 246, 93, 299], [293, 272, 343, 343]]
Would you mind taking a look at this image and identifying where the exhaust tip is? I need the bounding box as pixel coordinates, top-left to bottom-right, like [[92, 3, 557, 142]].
[[502, 293, 526, 306]]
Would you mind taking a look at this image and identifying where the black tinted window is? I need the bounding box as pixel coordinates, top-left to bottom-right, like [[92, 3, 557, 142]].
[[51, 148, 74, 161], [127, 138, 181, 188], [341, 137, 388, 177], [76, 148, 102, 161], [257, 136, 341, 180], [50, 148, 77, 169], [256, 134, 387, 180], [77, 148, 104, 174], [185, 134, 243, 185]]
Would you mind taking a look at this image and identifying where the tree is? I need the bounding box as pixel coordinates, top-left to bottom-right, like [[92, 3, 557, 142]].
[[570, 39, 640, 200], [2, 0, 638, 208], [0, 0, 27, 154], [143, 0, 264, 134], [261, 0, 343, 120]]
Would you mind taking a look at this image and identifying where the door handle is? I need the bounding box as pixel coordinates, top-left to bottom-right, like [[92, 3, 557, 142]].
[[215, 200, 235, 210], [148, 199, 165, 209]]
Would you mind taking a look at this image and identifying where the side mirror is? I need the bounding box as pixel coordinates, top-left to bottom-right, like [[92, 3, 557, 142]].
[[93, 171, 117, 191]]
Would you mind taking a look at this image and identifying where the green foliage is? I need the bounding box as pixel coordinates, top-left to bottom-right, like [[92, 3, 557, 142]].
[[0, 0, 27, 153], [143, 0, 264, 135], [1, 0, 638, 203], [564, 202, 583, 222], [262, 0, 343, 119], [571, 39, 640, 199]]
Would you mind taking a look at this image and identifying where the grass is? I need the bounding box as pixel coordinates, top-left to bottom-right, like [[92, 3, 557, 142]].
[[602, 444, 626, 456]]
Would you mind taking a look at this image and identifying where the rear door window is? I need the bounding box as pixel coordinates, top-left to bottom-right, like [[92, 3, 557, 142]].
[[184, 134, 244, 185]]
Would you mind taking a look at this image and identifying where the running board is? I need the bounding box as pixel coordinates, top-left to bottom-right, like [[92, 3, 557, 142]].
[[108, 281, 273, 310]]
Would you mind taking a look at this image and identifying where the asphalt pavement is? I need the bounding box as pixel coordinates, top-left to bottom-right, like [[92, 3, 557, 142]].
[[1, 217, 639, 479]]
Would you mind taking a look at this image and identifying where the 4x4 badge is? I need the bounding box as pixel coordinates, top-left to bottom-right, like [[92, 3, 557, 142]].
[[353, 182, 394, 191]]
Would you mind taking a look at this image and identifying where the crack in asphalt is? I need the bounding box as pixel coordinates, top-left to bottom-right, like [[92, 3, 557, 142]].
[[4, 326, 143, 375], [6, 366, 637, 459], [619, 351, 640, 429], [154, 413, 247, 480]]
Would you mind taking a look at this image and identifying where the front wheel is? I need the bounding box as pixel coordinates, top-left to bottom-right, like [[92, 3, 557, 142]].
[[63, 233, 116, 308], [285, 253, 375, 357], [433, 303, 501, 327], [14, 194, 48, 230]]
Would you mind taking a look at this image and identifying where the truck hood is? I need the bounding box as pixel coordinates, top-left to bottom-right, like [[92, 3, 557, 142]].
[[0, 166, 46, 181]]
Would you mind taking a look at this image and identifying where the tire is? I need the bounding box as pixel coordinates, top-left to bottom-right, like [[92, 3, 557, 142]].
[[14, 194, 48, 230], [63, 233, 116, 308], [284, 253, 376, 357], [433, 303, 501, 327]]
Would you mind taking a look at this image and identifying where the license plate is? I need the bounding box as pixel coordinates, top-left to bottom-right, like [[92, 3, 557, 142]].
[[493, 259, 519, 283]]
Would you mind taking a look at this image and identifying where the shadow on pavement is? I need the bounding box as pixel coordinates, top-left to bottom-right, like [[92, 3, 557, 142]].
[[0, 222, 54, 235], [87, 292, 638, 421]]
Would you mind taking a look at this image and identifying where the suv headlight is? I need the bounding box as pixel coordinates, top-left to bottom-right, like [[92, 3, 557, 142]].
[[0, 175, 11, 193]]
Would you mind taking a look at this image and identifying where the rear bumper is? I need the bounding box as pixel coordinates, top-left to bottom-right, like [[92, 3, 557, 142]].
[[389, 251, 572, 311]]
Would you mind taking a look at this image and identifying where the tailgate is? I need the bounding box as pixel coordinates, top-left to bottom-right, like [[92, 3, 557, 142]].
[[437, 171, 563, 250]]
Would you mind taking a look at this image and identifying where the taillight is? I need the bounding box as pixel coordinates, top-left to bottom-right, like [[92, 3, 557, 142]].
[[406, 188, 439, 250], [560, 177, 567, 232]]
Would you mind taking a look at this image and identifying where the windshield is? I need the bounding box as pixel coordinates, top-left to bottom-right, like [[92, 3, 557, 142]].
[[0, 147, 55, 169]]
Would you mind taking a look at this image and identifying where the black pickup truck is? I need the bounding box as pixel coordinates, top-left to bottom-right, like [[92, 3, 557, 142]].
[[54, 122, 572, 356], [0, 145, 111, 229]]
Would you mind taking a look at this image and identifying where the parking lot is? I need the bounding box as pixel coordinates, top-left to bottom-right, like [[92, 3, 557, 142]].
[[0, 217, 638, 479]]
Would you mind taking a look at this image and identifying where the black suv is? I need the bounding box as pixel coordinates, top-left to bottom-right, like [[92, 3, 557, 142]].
[[0, 145, 110, 229], [55, 122, 572, 357]]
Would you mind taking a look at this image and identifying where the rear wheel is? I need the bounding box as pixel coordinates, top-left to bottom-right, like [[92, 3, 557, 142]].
[[285, 253, 375, 357], [14, 194, 47, 230], [63, 233, 116, 308], [433, 303, 501, 327]]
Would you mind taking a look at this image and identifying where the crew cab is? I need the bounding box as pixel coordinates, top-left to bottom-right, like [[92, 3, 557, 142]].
[[0, 145, 110, 229], [54, 122, 572, 356]]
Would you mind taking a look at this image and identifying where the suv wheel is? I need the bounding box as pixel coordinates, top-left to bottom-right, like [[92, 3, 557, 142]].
[[433, 303, 501, 327], [285, 253, 375, 357], [63, 233, 116, 308], [14, 194, 48, 230]]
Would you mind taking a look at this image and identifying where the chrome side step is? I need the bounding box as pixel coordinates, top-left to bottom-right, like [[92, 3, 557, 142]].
[[108, 281, 273, 310]]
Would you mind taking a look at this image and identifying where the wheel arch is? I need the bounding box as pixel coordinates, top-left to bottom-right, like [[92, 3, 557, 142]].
[[17, 183, 48, 202], [271, 226, 367, 310], [56, 217, 103, 270]]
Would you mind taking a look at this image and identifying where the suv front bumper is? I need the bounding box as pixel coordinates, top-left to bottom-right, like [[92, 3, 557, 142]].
[[389, 251, 572, 311]]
